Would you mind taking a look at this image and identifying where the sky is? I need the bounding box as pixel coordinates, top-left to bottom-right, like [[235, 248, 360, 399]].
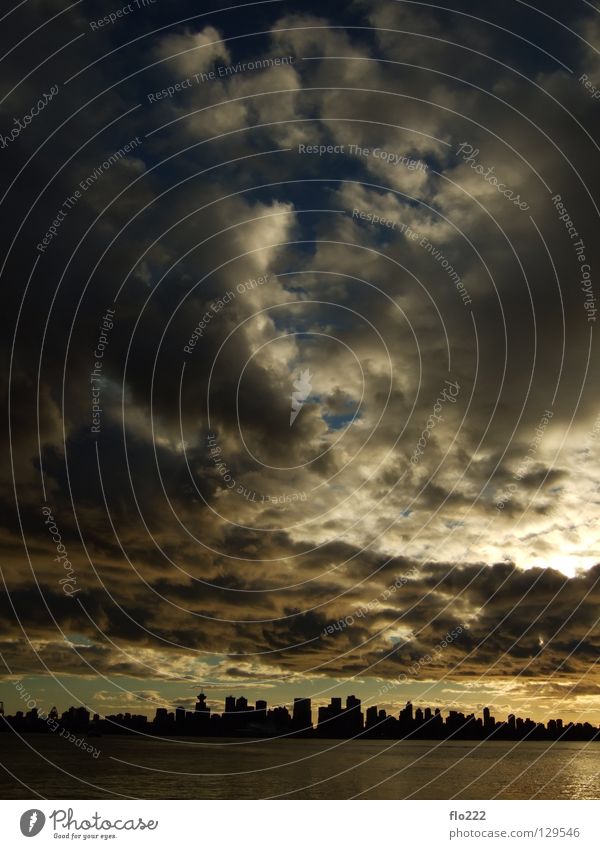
[[2, 0, 600, 725]]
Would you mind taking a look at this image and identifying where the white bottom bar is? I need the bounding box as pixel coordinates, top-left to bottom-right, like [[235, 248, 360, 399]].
[[1, 799, 598, 847]]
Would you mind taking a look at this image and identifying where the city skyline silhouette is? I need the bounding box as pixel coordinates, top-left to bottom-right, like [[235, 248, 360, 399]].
[[3, 691, 599, 743]]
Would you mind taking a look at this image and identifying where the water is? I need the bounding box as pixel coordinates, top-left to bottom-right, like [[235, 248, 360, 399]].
[[0, 736, 598, 799]]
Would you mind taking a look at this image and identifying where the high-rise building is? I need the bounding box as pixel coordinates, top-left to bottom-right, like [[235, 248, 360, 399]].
[[224, 696, 236, 713], [268, 705, 291, 730], [344, 695, 363, 734], [292, 698, 312, 730], [399, 701, 414, 730], [365, 705, 378, 728], [317, 697, 348, 736], [255, 700, 267, 723], [195, 693, 209, 714]]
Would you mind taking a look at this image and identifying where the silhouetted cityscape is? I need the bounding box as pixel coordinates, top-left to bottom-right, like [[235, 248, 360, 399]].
[[2, 693, 599, 742]]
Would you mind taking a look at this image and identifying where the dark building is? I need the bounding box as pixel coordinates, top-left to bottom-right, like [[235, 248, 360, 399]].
[[344, 695, 364, 734], [195, 693, 209, 714], [317, 697, 345, 736], [267, 705, 291, 731], [292, 698, 312, 732], [152, 707, 173, 733], [317, 695, 363, 737], [365, 705, 378, 729], [61, 706, 90, 731], [399, 701, 414, 733]]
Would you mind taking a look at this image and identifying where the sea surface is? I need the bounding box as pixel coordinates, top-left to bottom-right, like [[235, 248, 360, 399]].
[[0, 735, 598, 799]]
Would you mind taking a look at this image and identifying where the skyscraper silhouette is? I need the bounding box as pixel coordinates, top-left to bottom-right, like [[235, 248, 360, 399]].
[[292, 698, 312, 732]]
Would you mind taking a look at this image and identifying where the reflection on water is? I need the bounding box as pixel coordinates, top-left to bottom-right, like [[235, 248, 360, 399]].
[[0, 736, 598, 799]]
